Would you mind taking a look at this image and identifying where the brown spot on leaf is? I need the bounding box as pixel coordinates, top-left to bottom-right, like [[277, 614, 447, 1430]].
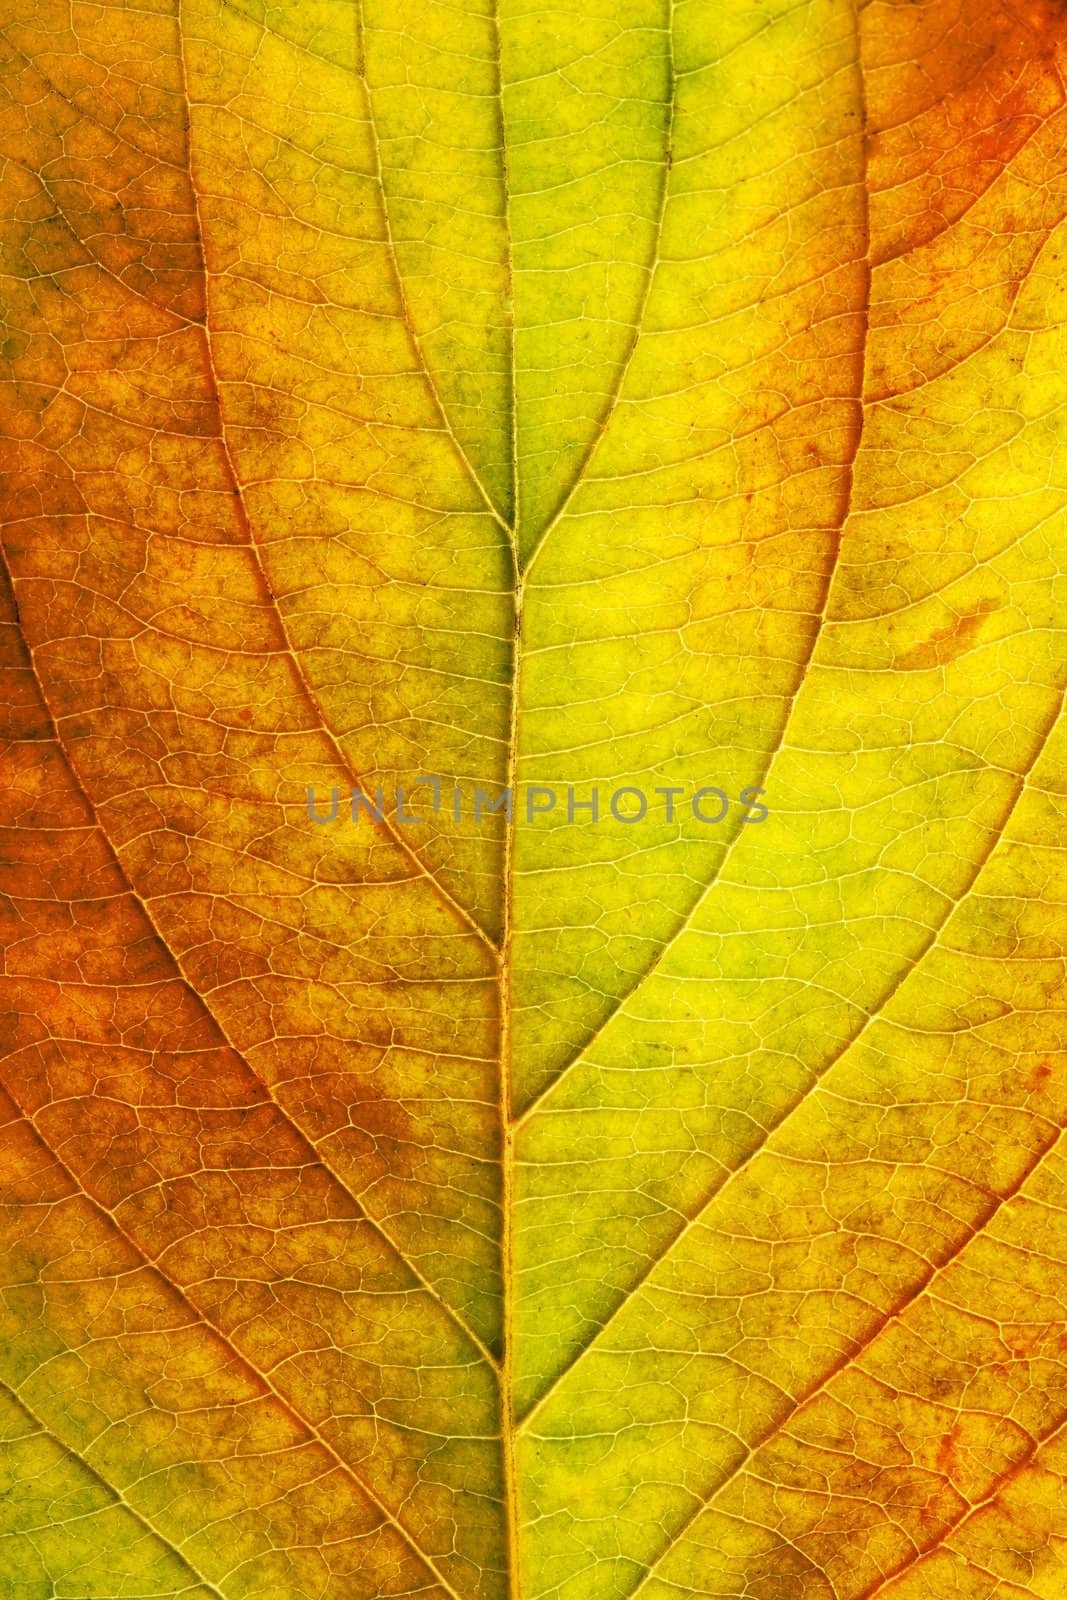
[[1028, 1059, 1055, 1091], [894, 598, 997, 670]]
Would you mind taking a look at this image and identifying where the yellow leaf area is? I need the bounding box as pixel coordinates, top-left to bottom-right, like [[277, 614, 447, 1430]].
[[2, 0, 1067, 1597]]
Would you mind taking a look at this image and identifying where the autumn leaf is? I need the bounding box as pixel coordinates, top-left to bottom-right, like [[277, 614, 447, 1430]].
[[3, 0, 1067, 1596]]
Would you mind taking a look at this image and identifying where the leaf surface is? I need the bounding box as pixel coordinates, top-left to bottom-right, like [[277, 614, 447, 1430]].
[[2, 2, 1067, 1598]]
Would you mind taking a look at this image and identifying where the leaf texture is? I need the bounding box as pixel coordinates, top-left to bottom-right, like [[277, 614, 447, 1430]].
[[2, 1, 1067, 1598]]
